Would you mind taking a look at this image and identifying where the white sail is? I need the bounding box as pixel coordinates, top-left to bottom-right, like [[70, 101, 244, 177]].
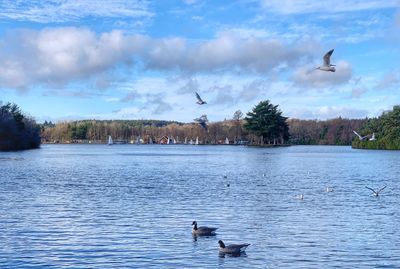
[[225, 137, 229, 144], [189, 139, 193, 145], [108, 135, 113, 145], [184, 137, 187, 144], [195, 136, 199, 145]]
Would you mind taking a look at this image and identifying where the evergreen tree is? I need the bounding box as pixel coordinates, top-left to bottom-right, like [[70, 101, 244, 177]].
[[244, 100, 289, 145], [0, 102, 41, 150]]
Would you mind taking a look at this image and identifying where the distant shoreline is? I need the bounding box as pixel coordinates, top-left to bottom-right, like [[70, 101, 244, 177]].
[[41, 141, 292, 147]]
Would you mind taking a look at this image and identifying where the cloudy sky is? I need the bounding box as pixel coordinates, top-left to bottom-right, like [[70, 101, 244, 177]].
[[0, 0, 399, 122]]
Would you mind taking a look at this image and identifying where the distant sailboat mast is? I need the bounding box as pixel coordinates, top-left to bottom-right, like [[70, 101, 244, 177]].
[[108, 135, 113, 145], [195, 136, 199, 145]]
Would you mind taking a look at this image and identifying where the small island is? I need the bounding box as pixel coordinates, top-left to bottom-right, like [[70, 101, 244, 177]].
[[0, 102, 41, 151]]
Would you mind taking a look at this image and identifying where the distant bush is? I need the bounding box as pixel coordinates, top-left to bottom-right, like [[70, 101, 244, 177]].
[[0, 102, 41, 151]]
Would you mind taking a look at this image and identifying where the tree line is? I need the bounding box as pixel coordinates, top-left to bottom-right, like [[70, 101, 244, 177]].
[[41, 100, 365, 146], [3, 100, 397, 149], [288, 117, 366, 145], [0, 102, 41, 151]]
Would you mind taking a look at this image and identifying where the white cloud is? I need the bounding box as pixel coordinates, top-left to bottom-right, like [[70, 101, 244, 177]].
[[0, 28, 149, 90], [210, 85, 236, 106], [292, 61, 353, 88], [351, 87, 368, 98], [374, 71, 400, 90], [0, 0, 152, 23], [259, 0, 400, 15], [146, 32, 312, 73], [0, 27, 316, 91], [239, 79, 270, 102], [191, 15, 203, 21], [182, 0, 202, 5], [289, 106, 369, 119], [396, 12, 400, 26]]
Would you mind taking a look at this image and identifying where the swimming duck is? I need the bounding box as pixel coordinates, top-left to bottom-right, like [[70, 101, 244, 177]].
[[218, 240, 250, 254], [192, 221, 218, 236]]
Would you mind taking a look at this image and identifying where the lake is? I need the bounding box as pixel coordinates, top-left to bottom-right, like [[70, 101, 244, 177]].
[[0, 145, 399, 268]]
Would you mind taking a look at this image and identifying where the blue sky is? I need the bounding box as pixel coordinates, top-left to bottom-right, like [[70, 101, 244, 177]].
[[0, 0, 399, 123]]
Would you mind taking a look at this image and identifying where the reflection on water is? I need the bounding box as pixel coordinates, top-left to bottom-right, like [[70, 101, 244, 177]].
[[0, 144, 400, 268]]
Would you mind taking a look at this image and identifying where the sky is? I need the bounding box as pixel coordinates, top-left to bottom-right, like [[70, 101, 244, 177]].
[[0, 0, 399, 123]]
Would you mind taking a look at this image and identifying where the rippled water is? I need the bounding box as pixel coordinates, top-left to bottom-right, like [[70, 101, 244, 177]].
[[0, 145, 399, 268]]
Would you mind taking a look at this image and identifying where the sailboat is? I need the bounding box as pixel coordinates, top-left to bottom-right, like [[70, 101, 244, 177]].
[[108, 135, 113, 145], [195, 136, 199, 145], [184, 137, 187, 144], [189, 139, 193, 145], [225, 137, 229, 144]]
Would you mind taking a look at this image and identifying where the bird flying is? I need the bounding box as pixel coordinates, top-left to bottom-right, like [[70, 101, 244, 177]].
[[194, 114, 209, 132], [369, 133, 376, 141], [353, 130, 376, 141], [316, 49, 336, 72], [195, 92, 207, 105], [365, 186, 386, 197], [353, 130, 368, 141]]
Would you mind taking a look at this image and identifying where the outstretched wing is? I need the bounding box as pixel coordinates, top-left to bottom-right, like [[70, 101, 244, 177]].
[[195, 92, 203, 102], [323, 49, 334, 66], [353, 130, 363, 139], [377, 186, 386, 194], [365, 186, 377, 195]]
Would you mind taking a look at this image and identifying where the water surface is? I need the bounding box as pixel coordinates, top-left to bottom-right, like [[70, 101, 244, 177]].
[[0, 145, 399, 268]]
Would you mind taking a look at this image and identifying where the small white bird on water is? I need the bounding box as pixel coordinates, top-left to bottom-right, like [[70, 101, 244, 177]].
[[295, 194, 304, 200], [316, 49, 336, 72], [326, 187, 334, 192]]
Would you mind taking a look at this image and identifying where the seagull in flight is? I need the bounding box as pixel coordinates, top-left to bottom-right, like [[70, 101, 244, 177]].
[[353, 130, 369, 141], [316, 49, 336, 72], [194, 114, 209, 132], [195, 92, 207, 105], [365, 186, 386, 197], [369, 133, 376, 141]]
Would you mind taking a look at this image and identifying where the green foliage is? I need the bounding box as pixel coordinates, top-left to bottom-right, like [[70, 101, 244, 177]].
[[352, 106, 400, 150], [0, 102, 41, 151], [244, 100, 289, 144]]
